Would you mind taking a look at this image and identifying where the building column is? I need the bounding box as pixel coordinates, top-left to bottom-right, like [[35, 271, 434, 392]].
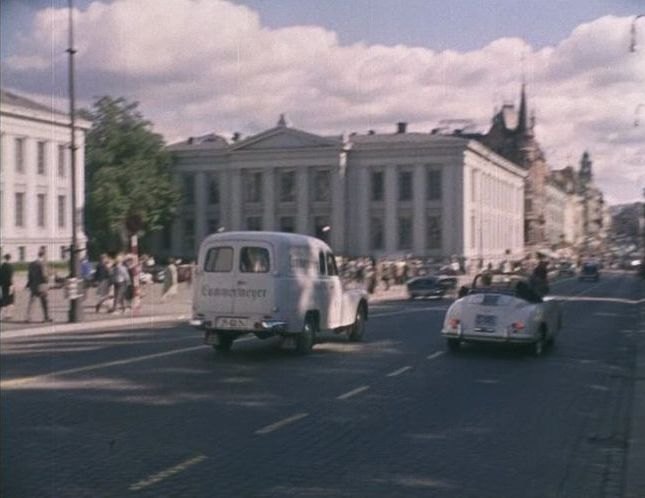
[[263, 168, 276, 231], [412, 164, 425, 255], [384, 167, 397, 253], [355, 166, 369, 255], [331, 167, 345, 253], [195, 171, 207, 245], [230, 168, 242, 230], [296, 168, 309, 234]]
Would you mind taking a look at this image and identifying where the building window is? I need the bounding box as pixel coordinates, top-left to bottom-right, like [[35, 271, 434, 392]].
[[398, 216, 412, 250], [427, 169, 442, 201], [58, 195, 66, 228], [370, 216, 384, 250], [427, 212, 442, 249], [371, 171, 384, 202], [246, 216, 262, 231], [37, 194, 46, 228], [312, 169, 331, 202], [15, 192, 25, 227], [37, 141, 46, 175], [279, 170, 296, 203], [207, 174, 219, 205], [398, 170, 412, 202], [279, 216, 295, 233], [15, 138, 25, 173], [207, 218, 219, 235], [18, 246, 26, 262], [60, 246, 68, 260], [314, 216, 330, 242], [183, 174, 194, 205], [525, 198, 532, 213], [58, 145, 66, 177], [183, 218, 195, 254], [243, 171, 263, 203]]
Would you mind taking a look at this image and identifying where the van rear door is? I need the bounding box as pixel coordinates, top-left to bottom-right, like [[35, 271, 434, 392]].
[[198, 244, 236, 316], [233, 242, 275, 316]]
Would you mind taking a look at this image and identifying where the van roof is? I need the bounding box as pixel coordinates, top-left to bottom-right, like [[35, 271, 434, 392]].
[[201, 231, 332, 250]]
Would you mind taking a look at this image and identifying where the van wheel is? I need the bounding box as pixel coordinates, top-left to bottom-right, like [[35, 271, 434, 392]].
[[296, 320, 316, 355], [447, 338, 460, 352], [348, 306, 366, 342], [213, 334, 233, 352]]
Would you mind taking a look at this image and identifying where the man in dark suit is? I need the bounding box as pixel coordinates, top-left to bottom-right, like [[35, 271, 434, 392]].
[[26, 248, 51, 322], [0, 254, 15, 320]]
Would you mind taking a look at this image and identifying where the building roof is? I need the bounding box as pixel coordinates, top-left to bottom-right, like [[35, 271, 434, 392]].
[[1, 89, 67, 116]]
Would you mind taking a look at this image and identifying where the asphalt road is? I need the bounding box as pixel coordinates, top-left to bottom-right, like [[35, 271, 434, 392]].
[[1, 272, 642, 498]]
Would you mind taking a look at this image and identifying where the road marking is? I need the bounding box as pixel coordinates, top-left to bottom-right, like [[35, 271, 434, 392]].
[[386, 366, 412, 377], [336, 385, 370, 400], [372, 307, 447, 318], [426, 351, 444, 360], [594, 312, 622, 317], [129, 454, 207, 491], [1, 345, 205, 388], [255, 412, 309, 435]]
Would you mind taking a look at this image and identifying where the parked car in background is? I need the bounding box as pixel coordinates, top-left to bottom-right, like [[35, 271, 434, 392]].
[[406, 276, 446, 299], [578, 261, 600, 282], [556, 261, 576, 277]]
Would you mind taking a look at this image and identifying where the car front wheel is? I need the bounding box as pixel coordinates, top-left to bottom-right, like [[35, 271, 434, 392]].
[[348, 306, 366, 342], [296, 319, 316, 355]]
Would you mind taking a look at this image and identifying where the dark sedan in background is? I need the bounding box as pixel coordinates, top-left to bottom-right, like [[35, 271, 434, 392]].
[[406, 276, 447, 299], [578, 261, 600, 282]]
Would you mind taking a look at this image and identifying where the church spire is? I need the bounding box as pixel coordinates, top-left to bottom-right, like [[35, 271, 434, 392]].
[[517, 83, 529, 134]]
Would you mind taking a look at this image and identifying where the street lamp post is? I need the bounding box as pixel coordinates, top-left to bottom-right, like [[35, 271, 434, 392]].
[[67, 0, 82, 322], [630, 15, 644, 52]]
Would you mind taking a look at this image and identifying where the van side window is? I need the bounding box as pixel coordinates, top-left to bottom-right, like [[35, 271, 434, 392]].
[[318, 251, 326, 275], [326, 252, 339, 276], [204, 247, 233, 272], [240, 247, 270, 273]]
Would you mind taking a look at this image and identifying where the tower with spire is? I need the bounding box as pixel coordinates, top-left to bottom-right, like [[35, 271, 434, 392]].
[[481, 84, 550, 248]]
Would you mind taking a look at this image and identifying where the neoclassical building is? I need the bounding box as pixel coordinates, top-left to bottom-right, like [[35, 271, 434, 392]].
[[162, 118, 526, 265], [0, 90, 90, 262]]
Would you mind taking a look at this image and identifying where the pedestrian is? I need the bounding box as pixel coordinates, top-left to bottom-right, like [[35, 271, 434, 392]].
[[530, 253, 550, 297], [161, 258, 178, 301], [94, 254, 113, 313], [109, 255, 131, 313], [80, 255, 93, 290], [25, 248, 51, 323], [125, 256, 141, 311], [0, 254, 15, 320]]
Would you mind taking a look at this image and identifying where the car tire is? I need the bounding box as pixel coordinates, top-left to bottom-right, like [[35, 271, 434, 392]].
[[447, 338, 461, 352], [296, 319, 316, 355], [533, 331, 546, 357], [213, 334, 233, 352], [348, 306, 366, 342]]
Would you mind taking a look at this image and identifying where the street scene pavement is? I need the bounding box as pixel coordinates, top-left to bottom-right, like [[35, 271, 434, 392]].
[[1, 272, 644, 497]]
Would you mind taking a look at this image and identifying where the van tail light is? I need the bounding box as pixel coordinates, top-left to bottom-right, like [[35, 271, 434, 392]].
[[448, 318, 460, 329]]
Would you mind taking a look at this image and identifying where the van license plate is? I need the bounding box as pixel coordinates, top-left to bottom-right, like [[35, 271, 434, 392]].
[[216, 317, 249, 330]]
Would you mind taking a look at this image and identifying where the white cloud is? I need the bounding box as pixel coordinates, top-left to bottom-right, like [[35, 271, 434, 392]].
[[4, 1, 644, 203]]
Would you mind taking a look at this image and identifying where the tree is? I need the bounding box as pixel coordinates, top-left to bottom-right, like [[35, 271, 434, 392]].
[[84, 96, 180, 256]]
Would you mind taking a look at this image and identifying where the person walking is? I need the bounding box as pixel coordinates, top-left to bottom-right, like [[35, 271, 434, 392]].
[[530, 253, 550, 297], [161, 258, 178, 302], [94, 254, 113, 313], [0, 254, 15, 320], [25, 248, 51, 323], [109, 255, 131, 313]]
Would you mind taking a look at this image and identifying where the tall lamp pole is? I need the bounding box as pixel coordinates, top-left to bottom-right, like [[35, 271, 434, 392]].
[[67, 0, 82, 322]]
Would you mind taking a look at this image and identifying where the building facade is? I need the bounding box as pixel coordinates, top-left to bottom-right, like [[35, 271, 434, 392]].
[[0, 90, 90, 262], [163, 119, 526, 267]]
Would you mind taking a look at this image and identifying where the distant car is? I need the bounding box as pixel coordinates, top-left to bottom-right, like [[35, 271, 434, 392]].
[[556, 261, 576, 277], [406, 276, 446, 299], [441, 273, 562, 356], [578, 262, 600, 282]]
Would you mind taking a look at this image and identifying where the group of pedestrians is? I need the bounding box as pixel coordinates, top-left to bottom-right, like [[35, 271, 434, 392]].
[[93, 253, 141, 314]]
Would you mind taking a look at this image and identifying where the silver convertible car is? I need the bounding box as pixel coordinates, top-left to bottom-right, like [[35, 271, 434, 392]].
[[441, 274, 562, 356]]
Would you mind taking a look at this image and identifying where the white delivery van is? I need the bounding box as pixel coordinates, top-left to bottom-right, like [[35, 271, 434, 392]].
[[191, 231, 368, 354]]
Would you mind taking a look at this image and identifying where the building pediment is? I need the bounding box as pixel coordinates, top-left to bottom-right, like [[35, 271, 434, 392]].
[[231, 126, 341, 151]]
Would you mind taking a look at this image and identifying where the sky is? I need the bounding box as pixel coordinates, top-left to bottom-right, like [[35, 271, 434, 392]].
[[1, 0, 644, 205]]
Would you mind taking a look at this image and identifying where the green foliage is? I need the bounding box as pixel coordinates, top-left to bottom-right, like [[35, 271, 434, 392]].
[[84, 96, 180, 255]]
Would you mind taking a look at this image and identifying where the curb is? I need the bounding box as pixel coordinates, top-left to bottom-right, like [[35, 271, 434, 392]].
[[0, 314, 189, 340], [625, 292, 645, 498]]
